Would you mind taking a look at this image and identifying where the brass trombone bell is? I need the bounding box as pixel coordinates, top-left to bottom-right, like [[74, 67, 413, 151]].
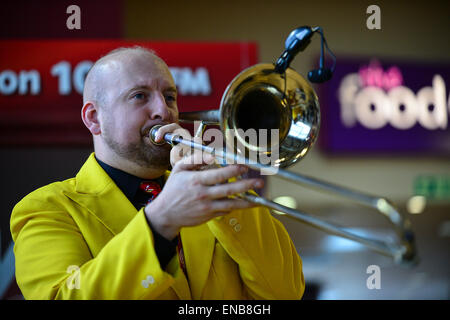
[[179, 64, 320, 168]]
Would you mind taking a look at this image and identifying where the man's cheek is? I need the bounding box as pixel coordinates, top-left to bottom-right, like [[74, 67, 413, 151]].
[[171, 109, 179, 123]]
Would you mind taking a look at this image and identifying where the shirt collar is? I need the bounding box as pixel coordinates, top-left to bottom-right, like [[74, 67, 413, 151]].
[[95, 157, 164, 202]]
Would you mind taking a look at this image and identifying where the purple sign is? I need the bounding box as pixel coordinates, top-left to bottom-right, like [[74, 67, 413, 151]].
[[317, 57, 450, 155]]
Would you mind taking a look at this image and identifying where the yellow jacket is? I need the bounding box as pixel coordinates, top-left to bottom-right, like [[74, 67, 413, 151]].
[[10, 153, 304, 300]]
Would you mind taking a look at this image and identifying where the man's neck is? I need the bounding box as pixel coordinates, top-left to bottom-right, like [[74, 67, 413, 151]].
[[95, 151, 167, 180]]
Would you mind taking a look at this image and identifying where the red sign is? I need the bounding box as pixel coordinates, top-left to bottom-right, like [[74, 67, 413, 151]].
[[0, 40, 258, 146]]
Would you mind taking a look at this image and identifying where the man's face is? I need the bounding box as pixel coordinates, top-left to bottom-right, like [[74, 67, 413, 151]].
[[99, 53, 178, 168]]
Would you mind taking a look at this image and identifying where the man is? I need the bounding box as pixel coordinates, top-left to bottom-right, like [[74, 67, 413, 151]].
[[10, 47, 305, 299]]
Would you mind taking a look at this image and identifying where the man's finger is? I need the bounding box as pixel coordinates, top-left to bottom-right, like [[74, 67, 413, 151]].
[[198, 164, 248, 186], [171, 129, 197, 158], [173, 152, 216, 172], [205, 179, 264, 199], [155, 123, 190, 142]]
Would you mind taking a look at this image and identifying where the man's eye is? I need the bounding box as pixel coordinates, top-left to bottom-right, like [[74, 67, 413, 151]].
[[165, 95, 176, 102], [133, 92, 146, 100]]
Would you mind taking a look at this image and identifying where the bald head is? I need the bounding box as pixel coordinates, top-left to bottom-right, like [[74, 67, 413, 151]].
[[81, 45, 178, 177], [83, 47, 165, 108]]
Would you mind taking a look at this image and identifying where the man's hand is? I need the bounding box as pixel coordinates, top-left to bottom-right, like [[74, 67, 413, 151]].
[[144, 152, 264, 241], [152, 122, 202, 167]]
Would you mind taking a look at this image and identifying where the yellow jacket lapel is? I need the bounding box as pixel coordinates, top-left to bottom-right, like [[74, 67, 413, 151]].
[[63, 153, 137, 235]]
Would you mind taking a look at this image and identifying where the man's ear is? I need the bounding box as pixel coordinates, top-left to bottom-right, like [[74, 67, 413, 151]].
[[81, 102, 101, 135]]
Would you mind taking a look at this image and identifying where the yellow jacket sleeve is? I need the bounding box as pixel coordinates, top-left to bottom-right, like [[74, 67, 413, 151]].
[[11, 196, 174, 300], [207, 205, 305, 299]]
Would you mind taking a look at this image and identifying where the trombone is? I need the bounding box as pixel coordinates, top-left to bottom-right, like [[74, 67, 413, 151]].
[[150, 27, 417, 265]]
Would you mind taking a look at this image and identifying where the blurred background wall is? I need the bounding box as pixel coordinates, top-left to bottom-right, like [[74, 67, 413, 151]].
[[1, 0, 449, 299]]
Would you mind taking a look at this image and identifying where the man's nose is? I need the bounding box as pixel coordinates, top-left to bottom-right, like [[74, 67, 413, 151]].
[[148, 93, 171, 121]]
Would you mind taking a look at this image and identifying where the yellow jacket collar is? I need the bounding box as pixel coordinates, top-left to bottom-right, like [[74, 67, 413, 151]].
[[62, 153, 137, 235], [73, 153, 171, 195], [75, 153, 115, 194]]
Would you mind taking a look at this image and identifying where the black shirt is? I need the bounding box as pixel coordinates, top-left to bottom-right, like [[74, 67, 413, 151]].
[[96, 157, 178, 270]]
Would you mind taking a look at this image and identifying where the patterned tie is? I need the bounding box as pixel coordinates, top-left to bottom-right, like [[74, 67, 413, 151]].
[[140, 180, 188, 279], [139, 181, 162, 203]]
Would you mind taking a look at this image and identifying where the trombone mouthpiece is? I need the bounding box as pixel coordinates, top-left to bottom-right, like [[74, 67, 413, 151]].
[[148, 125, 166, 145]]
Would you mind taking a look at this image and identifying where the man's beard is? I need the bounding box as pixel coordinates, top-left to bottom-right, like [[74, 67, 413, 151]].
[[103, 123, 171, 169]]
